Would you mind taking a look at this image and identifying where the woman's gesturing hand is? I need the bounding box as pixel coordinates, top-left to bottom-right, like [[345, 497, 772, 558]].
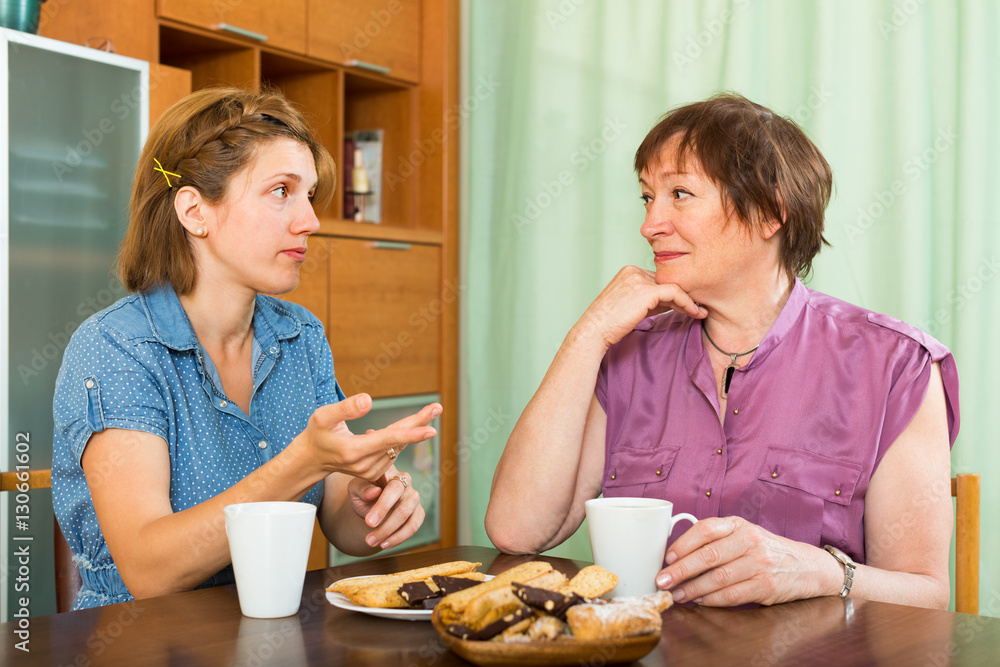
[[577, 266, 707, 352], [300, 393, 441, 482], [655, 517, 841, 607], [347, 467, 425, 549]]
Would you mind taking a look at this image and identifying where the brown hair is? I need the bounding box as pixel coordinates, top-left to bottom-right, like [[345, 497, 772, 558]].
[[634, 93, 832, 280], [118, 87, 335, 294]]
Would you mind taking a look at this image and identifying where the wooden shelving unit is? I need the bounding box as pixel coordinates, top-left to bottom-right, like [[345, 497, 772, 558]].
[[40, 0, 460, 558]]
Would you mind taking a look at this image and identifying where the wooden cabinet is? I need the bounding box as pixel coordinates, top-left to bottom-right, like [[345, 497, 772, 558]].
[[149, 64, 193, 129], [35, 0, 158, 62], [282, 236, 441, 398], [326, 239, 441, 397], [157, 0, 306, 54], [308, 0, 421, 83]]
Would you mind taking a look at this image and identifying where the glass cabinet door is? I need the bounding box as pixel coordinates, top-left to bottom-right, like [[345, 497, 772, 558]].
[[332, 393, 442, 565], [2, 30, 146, 619]]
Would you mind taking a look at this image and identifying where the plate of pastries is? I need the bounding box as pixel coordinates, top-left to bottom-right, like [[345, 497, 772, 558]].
[[326, 560, 489, 620], [327, 559, 668, 665]]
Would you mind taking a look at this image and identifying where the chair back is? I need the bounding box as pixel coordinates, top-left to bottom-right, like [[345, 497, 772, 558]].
[[1, 469, 81, 612], [952, 473, 980, 615]]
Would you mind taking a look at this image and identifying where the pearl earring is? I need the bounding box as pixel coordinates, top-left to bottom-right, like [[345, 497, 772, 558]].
[[194, 227, 206, 237]]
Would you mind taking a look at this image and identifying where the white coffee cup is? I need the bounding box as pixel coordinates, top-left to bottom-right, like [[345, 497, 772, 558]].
[[224, 501, 317, 618], [584, 497, 698, 598]]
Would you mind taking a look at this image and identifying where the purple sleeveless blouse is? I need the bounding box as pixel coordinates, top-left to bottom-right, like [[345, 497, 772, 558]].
[[596, 279, 960, 563]]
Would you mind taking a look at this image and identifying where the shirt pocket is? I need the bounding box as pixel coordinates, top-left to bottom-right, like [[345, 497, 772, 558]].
[[603, 444, 680, 499], [756, 446, 862, 549]]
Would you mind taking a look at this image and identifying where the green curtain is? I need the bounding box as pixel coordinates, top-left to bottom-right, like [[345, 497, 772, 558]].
[[462, 0, 999, 614]]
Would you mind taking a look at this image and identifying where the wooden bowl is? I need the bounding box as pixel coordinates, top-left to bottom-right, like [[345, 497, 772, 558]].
[[430, 608, 660, 666]]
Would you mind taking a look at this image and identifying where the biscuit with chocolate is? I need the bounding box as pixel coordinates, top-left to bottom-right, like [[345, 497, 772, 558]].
[[446, 604, 535, 641], [512, 583, 585, 620]]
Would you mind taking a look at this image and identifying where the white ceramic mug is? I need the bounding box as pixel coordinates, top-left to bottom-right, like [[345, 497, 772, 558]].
[[584, 497, 698, 598], [224, 501, 317, 618]]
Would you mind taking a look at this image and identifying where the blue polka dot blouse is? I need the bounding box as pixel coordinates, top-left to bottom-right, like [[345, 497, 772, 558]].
[[51, 283, 345, 610]]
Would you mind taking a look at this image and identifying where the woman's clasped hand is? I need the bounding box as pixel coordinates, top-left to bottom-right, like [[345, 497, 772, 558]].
[[655, 516, 841, 607]]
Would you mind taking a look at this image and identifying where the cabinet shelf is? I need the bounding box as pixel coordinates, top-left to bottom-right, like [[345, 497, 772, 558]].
[[159, 24, 258, 90], [318, 219, 442, 245]]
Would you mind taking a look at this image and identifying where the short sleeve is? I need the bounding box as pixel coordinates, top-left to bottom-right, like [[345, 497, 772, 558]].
[[871, 315, 960, 469], [53, 322, 169, 463]]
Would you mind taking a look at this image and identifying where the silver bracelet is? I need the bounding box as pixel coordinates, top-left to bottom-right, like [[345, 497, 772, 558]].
[[824, 545, 857, 598]]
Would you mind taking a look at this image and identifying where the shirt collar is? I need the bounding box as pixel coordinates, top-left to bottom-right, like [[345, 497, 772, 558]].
[[745, 276, 808, 368], [675, 277, 809, 377], [139, 283, 302, 352]]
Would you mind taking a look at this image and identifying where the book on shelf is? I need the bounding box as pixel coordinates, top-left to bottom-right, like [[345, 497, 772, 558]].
[[350, 129, 383, 223], [342, 137, 356, 219]]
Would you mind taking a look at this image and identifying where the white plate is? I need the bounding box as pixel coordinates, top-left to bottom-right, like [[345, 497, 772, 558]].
[[326, 574, 492, 621]]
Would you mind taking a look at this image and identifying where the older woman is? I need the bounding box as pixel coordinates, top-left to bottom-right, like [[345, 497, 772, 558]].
[[486, 93, 959, 609], [52, 88, 439, 609]]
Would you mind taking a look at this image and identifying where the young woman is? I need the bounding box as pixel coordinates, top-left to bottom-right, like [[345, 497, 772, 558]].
[[53, 88, 440, 609]]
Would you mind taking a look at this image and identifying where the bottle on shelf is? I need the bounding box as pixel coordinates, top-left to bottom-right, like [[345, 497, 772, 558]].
[[351, 147, 370, 222]]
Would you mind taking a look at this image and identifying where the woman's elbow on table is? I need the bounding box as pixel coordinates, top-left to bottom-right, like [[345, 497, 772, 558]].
[[118, 569, 184, 601], [485, 506, 539, 555], [922, 574, 952, 610]]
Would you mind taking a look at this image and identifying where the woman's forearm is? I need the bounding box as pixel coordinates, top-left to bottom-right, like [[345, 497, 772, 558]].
[[485, 321, 608, 554], [804, 540, 950, 609], [108, 441, 326, 600], [847, 564, 951, 609]]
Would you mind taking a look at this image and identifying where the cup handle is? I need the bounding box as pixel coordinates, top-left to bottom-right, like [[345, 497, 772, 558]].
[[668, 513, 698, 538]]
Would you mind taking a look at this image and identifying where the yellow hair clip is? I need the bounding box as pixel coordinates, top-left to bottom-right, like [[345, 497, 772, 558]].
[[153, 158, 182, 188]]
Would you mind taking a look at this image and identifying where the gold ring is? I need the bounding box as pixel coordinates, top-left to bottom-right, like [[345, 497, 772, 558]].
[[391, 475, 408, 489], [386, 447, 397, 460]]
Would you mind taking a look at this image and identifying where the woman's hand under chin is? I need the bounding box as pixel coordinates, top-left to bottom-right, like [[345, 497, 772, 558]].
[[576, 266, 707, 352]]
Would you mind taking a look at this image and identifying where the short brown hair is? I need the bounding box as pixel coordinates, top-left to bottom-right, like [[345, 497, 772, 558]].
[[118, 87, 335, 294], [634, 93, 832, 279]]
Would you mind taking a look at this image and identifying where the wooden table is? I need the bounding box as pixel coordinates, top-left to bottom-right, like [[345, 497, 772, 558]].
[[3, 545, 999, 666]]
